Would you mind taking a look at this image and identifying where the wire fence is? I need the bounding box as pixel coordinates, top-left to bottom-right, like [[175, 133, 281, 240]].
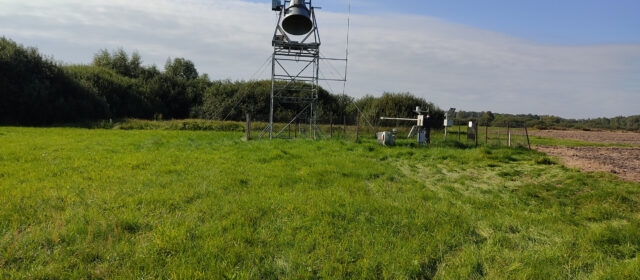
[[442, 120, 532, 149], [247, 114, 531, 149]]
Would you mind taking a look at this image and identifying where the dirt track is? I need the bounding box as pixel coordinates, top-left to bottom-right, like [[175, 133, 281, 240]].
[[530, 130, 640, 145], [536, 146, 640, 182]]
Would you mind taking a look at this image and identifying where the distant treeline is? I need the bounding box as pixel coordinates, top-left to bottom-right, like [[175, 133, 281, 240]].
[[0, 37, 443, 127], [454, 111, 640, 131], [1, 37, 637, 131]]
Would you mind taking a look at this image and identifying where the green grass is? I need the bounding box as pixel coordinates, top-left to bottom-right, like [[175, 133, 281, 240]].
[[1, 127, 639, 279], [53, 118, 639, 147]]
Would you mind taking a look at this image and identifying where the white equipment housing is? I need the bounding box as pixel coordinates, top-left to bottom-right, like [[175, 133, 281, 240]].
[[376, 131, 395, 146]]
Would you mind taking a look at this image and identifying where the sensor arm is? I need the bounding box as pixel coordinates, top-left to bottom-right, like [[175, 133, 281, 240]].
[[380, 117, 417, 122]]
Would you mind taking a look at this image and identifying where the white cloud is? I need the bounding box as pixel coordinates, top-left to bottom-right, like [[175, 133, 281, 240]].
[[1, 0, 639, 118]]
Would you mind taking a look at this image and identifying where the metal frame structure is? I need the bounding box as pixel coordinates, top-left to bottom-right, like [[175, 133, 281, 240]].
[[380, 106, 431, 145], [262, 0, 323, 139], [443, 108, 456, 140]]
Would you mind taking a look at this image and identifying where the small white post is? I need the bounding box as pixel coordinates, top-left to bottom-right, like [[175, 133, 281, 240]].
[[507, 123, 511, 147]]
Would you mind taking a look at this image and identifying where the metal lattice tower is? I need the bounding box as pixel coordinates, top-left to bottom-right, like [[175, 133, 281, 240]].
[[263, 0, 323, 139]]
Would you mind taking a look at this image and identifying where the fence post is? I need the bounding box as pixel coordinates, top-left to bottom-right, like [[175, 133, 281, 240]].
[[458, 122, 461, 141], [507, 122, 511, 147], [355, 115, 360, 142], [330, 113, 333, 138], [295, 121, 298, 138], [343, 115, 347, 137], [245, 113, 251, 141], [475, 120, 479, 147], [524, 123, 531, 150], [444, 126, 448, 141], [485, 122, 489, 144]]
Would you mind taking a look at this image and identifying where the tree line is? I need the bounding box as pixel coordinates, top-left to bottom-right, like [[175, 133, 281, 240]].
[[454, 111, 640, 131], [1, 37, 637, 131], [0, 37, 444, 127]]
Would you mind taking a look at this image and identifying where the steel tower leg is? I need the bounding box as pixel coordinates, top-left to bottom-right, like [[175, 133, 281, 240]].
[[269, 52, 276, 139]]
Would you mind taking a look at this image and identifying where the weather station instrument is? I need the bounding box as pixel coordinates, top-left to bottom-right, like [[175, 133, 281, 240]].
[[443, 108, 456, 140], [379, 106, 431, 146]]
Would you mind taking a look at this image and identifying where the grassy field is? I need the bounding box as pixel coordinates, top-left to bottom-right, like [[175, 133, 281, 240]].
[[1, 126, 639, 279]]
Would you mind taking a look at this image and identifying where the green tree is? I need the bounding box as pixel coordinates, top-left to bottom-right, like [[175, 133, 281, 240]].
[[165, 58, 198, 80], [0, 37, 107, 124], [92, 49, 143, 78], [479, 111, 495, 125]]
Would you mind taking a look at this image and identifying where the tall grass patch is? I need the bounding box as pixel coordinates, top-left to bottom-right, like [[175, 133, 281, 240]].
[[1, 127, 639, 279]]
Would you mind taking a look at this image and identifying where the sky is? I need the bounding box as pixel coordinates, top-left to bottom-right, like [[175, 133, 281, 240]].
[[1, 0, 639, 118]]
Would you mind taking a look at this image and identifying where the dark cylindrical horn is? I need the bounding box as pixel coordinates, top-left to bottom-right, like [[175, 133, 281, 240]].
[[282, 0, 313, 35]]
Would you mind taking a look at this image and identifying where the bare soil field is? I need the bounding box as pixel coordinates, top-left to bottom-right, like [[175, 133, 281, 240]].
[[536, 146, 640, 182], [530, 129, 640, 145], [532, 130, 640, 182]]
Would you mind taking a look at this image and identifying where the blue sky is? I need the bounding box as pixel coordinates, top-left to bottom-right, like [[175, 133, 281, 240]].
[[251, 0, 640, 45], [1, 0, 639, 118]]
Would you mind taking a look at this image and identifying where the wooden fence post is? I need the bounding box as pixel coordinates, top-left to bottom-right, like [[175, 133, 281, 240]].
[[245, 113, 251, 141], [475, 120, 479, 147], [458, 122, 461, 141], [485, 122, 489, 145], [507, 122, 511, 147], [330, 114, 333, 138], [343, 115, 347, 137], [355, 115, 360, 142], [524, 123, 531, 150]]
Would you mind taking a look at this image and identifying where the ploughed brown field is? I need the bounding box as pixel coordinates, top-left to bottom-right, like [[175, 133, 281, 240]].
[[533, 130, 640, 182]]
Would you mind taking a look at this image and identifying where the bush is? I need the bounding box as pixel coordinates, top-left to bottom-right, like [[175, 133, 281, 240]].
[[115, 119, 245, 132]]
